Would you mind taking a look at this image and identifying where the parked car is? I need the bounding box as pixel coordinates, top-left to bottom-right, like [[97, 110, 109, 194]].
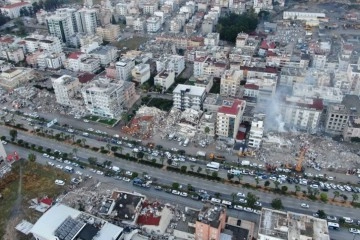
[[172, 190, 180, 195], [180, 192, 188, 197], [343, 217, 354, 223], [301, 203, 309, 208], [349, 228, 360, 234], [154, 186, 162, 191], [55, 180, 65, 186], [234, 205, 243, 211], [327, 216, 337, 221], [243, 207, 253, 213]]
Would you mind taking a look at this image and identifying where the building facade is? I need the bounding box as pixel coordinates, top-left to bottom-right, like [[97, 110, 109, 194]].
[[52, 75, 80, 106], [173, 84, 206, 111]]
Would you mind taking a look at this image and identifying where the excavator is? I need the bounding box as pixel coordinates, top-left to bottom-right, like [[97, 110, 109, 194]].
[[294, 145, 308, 172]]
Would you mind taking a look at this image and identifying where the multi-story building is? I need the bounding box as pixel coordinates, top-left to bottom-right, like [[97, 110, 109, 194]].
[[79, 56, 100, 73], [347, 64, 360, 95], [131, 63, 150, 84], [258, 208, 330, 240], [194, 204, 226, 240], [75, 8, 98, 35], [46, 8, 77, 43], [146, 17, 161, 33], [0, 2, 31, 19], [64, 52, 84, 72], [279, 67, 305, 87], [81, 78, 124, 118], [37, 52, 66, 70], [52, 75, 80, 106], [236, 33, 248, 48], [89, 45, 118, 66], [116, 58, 135, 81], [116, 3, 128, 16], [24, 35, 63, 53], [133, 18, 146, 32], [204, 33, 220, 46], [292, 83, 343, 105], [216, 99, 246, 140], [3, 47, 24, 63], [220, 70, 243, 97], [248, 114, 265, 148], [96, 24, 120, 42], [312, 53, 327, 69], [280, 96, 323, 132], [283, 11, 326, 20], [173, 84, 206, 111], [343, 116, 360, 141], [156, 54, 185, 76], [154, 70, 175, 92], [143, 1, 158, 15], [325, 95, 360, 134], [333, 71, 351, 94], [36, 9, 50, 24]]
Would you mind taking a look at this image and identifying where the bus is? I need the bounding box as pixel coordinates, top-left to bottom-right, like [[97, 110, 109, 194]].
[[327, 222, 339, 230], [206, 162, 220, 171]]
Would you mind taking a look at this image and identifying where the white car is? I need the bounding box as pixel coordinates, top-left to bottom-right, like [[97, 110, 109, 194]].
[[55, 180, 65, 186], [236, 192, 246, 198], [82, 132, 89, 136], [43, 153, 49, 158], [47, 161, 54, 166], [122, 177, 131, 182], [254, 201, 262, 207], [83, 119, 89, 123], [75, 171, 83, 175], [244, 207, 253, 213], [172, 190, 180, 195], [349, 228, 360, 234], [67, 129, 74, 133], [180, 192, 188, 197], [234, 205, 243, 211], [49, 156, 55, 160], [125, 171, 132, 176], [238, 198, 247, 204], [88, 128, 94, 132], [300, 203, 309, 208], [96, 170, 104, 175], [1, 140, 7, 145], [310, 184, 319, 189], [55, 165, 63, 170], [344, 217, 354, 223], [253, 210, 261, 215]]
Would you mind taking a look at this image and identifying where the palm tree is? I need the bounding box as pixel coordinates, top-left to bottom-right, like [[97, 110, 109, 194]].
[[71, 134, 76, 143], [118, 146, 123, 154], [72, 148, 78, 157], [295, 185, 301, 195], [160, 156, 165, 165], [274, 181, 280, 189], [236, 174, 242, 184], [352, 193, 359, 203], [333, 191, 340, 201], [81, 138, 86, 146], [190, 165, 195, 172], [231, 193, 237, 202], [205, 169, 210, 176], [255, 177, 259, 186], [106, 143, 111, 151]]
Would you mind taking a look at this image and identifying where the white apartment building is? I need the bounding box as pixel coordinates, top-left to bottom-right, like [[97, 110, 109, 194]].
[[75, 8, 98, 35], [216, 99, 246, 140], [194, 56, 227, 78], [170, 18, 182, 33], [46, 8, 77, 43], [146, 17, 161, 33], [333, 71, 351, 94], [343, 117, 360, 141], [0, 2, 31, 19], [236, 33, 248, 48], [79, 57, 100, 73], [52, 75, 80, 106], [24, 35, 63, 53], [96, 24, 120, 42], [81, 78, 124, 118], [292, 83, 343, 105], [204, 33, 220, 46], [220, 70, 243, 97], [156, 54, 185, 76], [143, 2, 158, 14], [312, 53, 327, 69], [133, 18, 146, 32], [154, 11, 165, 24], [90, 45, 118, 66], [65, 52, 85, 72], [116, 3, 128, 16], [37, 52, 66, 70], [248, 114, 265, 148], [116, 58, 135, 81], [280, 96, 323, 132], [131, 63, 150, 84], [173, 84, 206, 111], [154, 70, 175, 92], [347, 64, 360, 95], [243, 84, 259, 98], [3, 48, 24, 63]]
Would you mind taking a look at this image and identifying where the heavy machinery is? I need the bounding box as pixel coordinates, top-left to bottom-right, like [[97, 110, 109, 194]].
[[294, 146, 308, 172], [209, 153, 226, 163]]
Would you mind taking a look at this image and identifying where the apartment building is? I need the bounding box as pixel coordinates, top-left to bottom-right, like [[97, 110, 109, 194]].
[[325, 95, 360, 134], [116, 3, 128, 15], [347, 64, 360, 95], [154, 70, 175, 91], [37, 52, 66, 70], [79, 57, 100, 73], [46, 8, 77, 43], [312, 53, 327, 69], [192, 75, 213, 93], [75, 8, 98, 35], [220, 70, 243, 97], [343, 116, 360, 141], [195, 56, 227, 78], [0, 2, 31, 19], [292, 83, 343, 105], [96, 24, 120, 42], [156, 54, 185, 76], [146, 17, 161, 33], [133, 18, 146, 32], [116, 58, 135, 81], [194, 204, 226, 240], [52, 75, 80, 106], [236, 33, 249, 48], [204, 33, 220, 46], [258, 208, 329, 240], [24, 35, 63, 53], [280, 96, 323, 132], [248, 114, 265, 148], [89, 45, 118, 66], [131, 63, 150, 84], [143, 1, 158, 14], [81, 78, 124, 118], [3, 47, 24, 63], [173, 84, 206, 111], [216, 99, 246, 140], [283, 11, 326, 21], [0, 67, 34, 89], [279, 67, 305, 87]]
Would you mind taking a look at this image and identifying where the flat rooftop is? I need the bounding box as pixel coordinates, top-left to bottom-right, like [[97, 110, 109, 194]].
[[259, 208, 329, 240], [110, 191, 144, 221], [173, 84, 205, 97]]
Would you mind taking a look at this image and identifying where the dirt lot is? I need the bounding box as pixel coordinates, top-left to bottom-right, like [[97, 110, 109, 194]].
[[112, 36, 148, 51], [0, 161, 69, 240]]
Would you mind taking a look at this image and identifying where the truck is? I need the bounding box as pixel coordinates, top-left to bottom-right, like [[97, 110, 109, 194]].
[[206, 162, 220, 171], [209, 153, 226, 163], [196, 151, 206, 157], [241, 160, 250, 166]]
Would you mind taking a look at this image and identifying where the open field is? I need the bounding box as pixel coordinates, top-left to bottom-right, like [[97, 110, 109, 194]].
[[0, 161, 68, 239], [112, 36, 148, 50]]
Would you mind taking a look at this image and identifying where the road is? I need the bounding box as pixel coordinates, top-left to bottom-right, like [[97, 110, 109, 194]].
[[3, 142, 355, 240], [2, 128, 360, 222]]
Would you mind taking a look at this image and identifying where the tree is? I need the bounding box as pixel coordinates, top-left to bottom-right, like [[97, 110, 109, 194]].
[[71, 134, 75, 143], [197, 166, 202, 173], [187, 184, 194, 191], [190, 164, 195, 172], [211, 171, 218, 178], [271, 198, 283, 210], [72, 148, 78, 157], [214, 192, 221, 198], [295, 185, 301, 195], [245, 192, 259, 208], [204, 126, 210, 135], [88, 157, 97, 165], [118, 146, 123, 154], [320, 193, 328, 202], [160, 156, 165, 165], [274, 181, 280, 189], [28, 153, 36, 162], [137, 151, 144, 160], [255, 177, 260, 186], [231, 193, 237, 202], [341, 194, 348, 202], [281, 186, 288, 194], [317, 210, 327, 219], [333, 191, 340, 201], [106, 143, 111, 151], [9, 129, 17, 141], [81, 138, 86, 146], [172, 182, 180, 190], [111, 146, 118, 152], [227, 173, 234, 181], [205, 169, 210, 176], [264, 180, 270, 188], [180, 166, 187, 172], [352, 193, 359, 203], [236, 174, 242, 184]]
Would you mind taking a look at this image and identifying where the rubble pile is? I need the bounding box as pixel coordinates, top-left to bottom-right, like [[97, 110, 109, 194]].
[[258, 132, 360, 170]]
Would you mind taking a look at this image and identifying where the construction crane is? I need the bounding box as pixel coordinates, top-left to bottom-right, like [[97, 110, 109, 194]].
[[294, 146, 308, 172]]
